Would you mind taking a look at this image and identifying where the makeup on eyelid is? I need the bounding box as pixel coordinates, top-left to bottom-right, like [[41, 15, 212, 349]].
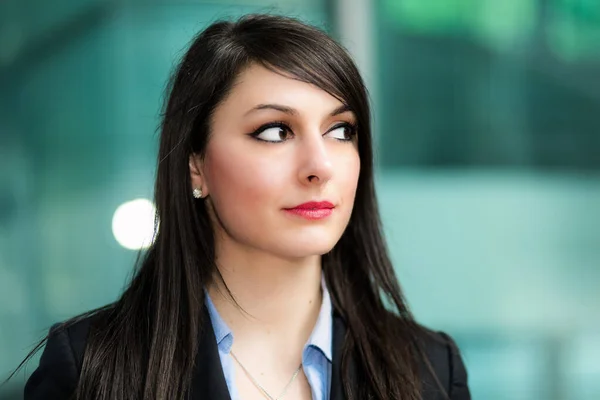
[[248, 121, 358, 143]]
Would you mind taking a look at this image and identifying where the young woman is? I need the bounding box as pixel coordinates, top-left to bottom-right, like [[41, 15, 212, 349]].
[[20, 14, 470, 400]]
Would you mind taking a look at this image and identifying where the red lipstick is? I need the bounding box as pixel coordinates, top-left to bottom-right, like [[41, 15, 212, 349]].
[[284, 201, 335, 220]]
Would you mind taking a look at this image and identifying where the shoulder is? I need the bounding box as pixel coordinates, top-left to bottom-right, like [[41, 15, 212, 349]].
[[415, 325, 471, 400], [24, 315, 95, 400], [55, 315, 94, 367]]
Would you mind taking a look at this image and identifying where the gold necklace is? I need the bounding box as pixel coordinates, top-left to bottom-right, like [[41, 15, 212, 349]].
[[229, 350, 302, 400]]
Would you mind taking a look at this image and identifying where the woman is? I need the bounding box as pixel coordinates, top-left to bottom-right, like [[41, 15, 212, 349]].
[[20, 14, 470, 400]]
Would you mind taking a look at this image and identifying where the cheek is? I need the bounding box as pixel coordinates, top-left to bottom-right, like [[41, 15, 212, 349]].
[[339, 154, 361, 225], [202, 144, 288, 219], [340, 153, 361, 198]]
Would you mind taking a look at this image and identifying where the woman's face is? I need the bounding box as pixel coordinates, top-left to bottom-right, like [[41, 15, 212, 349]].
[[191, 63, 361, 259]]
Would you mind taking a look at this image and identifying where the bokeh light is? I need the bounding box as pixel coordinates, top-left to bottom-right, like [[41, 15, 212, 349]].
[[111, 198, 156, 250]]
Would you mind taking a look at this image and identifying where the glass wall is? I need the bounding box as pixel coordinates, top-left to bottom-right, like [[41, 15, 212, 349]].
[[373, 1, 600, 399]]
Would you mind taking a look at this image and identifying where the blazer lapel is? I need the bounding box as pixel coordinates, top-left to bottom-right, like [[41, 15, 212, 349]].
[[330, 312, 356, 400], [331, 316, 449, 400], [189, 309, 231, 400]]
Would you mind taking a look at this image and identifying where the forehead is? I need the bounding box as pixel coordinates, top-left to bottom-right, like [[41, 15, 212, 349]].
[[222, 63, 344, 113]]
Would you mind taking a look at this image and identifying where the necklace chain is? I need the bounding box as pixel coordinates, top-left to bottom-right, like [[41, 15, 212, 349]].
[[229, 350, 302, 400]]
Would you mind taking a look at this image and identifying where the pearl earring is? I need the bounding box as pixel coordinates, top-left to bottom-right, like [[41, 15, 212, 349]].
[[192, 188, 203, 199]]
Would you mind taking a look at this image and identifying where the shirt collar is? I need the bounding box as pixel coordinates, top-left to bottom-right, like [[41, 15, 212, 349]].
[[204, 276, 333, 361], [204, 289, 234, 353], [305, 276, 333, 362]]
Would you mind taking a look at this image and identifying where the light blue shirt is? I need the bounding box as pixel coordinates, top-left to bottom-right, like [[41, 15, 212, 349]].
[[205, 279, 333, 400]]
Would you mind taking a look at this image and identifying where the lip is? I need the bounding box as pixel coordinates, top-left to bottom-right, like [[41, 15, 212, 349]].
[[283, 201, 335, 220], [288, 201, 335, 210]]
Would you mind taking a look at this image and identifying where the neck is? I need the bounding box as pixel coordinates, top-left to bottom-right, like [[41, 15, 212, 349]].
[[207, 241, 323, 353]]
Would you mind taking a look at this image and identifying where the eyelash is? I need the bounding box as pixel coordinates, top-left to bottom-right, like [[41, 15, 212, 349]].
[[249, 121, 358, 143]]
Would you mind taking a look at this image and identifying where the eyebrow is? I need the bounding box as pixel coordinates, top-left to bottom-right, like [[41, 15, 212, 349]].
[[244, 103, 353, 117]]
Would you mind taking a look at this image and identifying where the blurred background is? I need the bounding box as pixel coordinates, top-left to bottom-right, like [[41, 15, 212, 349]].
[[1, 0, 599, 399]]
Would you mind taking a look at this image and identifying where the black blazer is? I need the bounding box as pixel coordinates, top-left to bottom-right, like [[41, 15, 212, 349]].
[[24, 311, 470, 400]]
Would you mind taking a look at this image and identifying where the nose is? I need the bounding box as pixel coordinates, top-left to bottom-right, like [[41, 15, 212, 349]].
[[297, 133, 334, 186]]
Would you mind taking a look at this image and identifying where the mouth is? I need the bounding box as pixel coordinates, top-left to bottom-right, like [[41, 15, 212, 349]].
[[283, 201, 335, 220]]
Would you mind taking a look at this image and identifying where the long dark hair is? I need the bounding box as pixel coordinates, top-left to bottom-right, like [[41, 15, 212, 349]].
[[13, 14, 432, 399]]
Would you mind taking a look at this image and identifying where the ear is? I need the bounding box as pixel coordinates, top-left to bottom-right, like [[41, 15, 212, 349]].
[[189, 153, 208, 196]]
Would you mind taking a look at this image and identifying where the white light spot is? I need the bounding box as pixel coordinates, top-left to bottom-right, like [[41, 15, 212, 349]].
[[112, 198, 156, 250]]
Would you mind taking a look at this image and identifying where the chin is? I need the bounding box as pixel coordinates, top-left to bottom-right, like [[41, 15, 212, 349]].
[[270, 234, 340, 259]]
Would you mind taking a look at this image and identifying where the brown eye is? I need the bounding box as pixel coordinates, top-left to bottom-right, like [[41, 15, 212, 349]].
[[252, 123, 292, 142], [325, 123, 356, 141]]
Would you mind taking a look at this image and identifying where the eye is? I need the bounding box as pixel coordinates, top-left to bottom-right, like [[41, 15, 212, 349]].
[[325, 123, 357, 141], [251, 122, 292, 143]]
